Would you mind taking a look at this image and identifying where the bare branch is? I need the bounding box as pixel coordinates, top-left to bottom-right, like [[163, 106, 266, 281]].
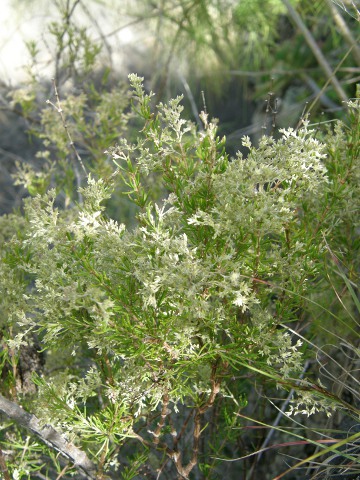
[[148, 392, 170, 445], [0, 394, 97, 480], [46, 78, 87, 176], [325, 0, 360, 67], [282, 0, 348, 103]]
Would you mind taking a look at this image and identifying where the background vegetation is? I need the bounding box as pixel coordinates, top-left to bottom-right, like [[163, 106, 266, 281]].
[[0, 1, 359, 479]]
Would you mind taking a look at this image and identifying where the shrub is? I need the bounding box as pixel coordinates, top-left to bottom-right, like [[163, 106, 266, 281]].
[[0, 76, 359, 479]]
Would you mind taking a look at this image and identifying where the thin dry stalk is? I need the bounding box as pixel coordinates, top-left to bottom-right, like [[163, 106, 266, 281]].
[[282, 0, 348, 103], [325, 0, 360, 66]]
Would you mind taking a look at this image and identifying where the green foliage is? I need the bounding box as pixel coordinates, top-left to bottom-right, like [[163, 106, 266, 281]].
[[1, 2, 359, 478], [1, 73, 359, 478], [11, 83, 131, 203]]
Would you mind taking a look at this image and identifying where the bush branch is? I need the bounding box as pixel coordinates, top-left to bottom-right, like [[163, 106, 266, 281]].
[[0, 394, 97, 480]]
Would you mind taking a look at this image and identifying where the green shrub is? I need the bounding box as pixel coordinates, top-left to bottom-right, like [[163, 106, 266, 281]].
[[0, 76, 359, 479]]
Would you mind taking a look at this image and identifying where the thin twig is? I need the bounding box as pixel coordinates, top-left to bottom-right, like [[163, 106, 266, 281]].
[[148, 392, 170, 445], [53, 0, 81, 84], [325, 0, 360, 67], [332, 0, 360, 21], [55, 464, 70, 480], [47, 78, 87, 175], [282, 0, 348, 103], [256, 360, 311, 462], [173, 408, 194, 449], [78, 0, 113, 64], [178, 72, 203, 129], [181, 411, 201, 478], [302, 74, 338, 110], [301, 42, 355, 121], [228, 67, 360, 76], [178, 370, 221, 478]]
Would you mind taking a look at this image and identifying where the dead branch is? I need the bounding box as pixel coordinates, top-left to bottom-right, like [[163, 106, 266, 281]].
[[0, 394, 97, 479]]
